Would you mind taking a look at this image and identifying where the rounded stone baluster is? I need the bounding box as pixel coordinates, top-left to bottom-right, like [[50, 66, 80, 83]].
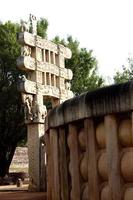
[[98, 152, 108, 181], [121, 151, 133, 182], [101, 184, 109, 200], [82, 183, 89, 200], [96, 122, 106, 148], [124, 187, 133, 200], [80, 153, 88, 181], [119, 119, 132, 147], [78, 128, 86, 151]]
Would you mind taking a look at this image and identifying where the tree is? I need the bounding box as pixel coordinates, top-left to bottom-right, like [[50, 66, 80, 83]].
[[114, 57, 133, 84], [53, 36, 104, 95], [0, 18, 48, 177], [0, 21, 25, 177], [37, 18, 48, 38]]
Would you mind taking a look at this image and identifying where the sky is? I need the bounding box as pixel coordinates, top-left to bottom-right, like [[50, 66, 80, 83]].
[[1, 0, 133, 81]]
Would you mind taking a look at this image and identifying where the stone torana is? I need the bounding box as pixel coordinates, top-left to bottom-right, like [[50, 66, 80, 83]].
[[17, 14, 73, 191], [17, 14, 73, 124]]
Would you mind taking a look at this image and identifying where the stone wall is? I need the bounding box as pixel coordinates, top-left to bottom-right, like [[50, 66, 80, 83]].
[[45, 81, 133, 200], [10, 147, 28, 172]]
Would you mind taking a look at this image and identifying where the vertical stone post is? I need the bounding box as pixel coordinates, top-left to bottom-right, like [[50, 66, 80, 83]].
[[49, 73, 51, 86], [68, 124, 80, 200], [53, 75, 56, 87], [53, 52, 56, 65], [84, 119, 99, 200], [28, 123, 44, 191], [105, 114, 122, 199], [43, 49, 46, 62], [25, 36, 46, 191], [44, 72, 46, 85]]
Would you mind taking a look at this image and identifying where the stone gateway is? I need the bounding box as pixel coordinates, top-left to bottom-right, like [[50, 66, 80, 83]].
[[17, 14, 73, 191]]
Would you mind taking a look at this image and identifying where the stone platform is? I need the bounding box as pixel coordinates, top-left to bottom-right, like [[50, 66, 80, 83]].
[[10, 147, 29, 173]]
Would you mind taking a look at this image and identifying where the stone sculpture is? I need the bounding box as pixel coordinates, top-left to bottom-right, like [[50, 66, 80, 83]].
[[65, 81, 71, 90], [21, 46, 31, 57], [29, 14, 37, 35], [21, 20, 30, 32], [22, 93, 34, 121]]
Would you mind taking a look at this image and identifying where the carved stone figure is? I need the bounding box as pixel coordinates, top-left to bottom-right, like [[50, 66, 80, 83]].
[[41, 105, 47, 120], [32, 101, 47, 121], [21, 46, 31, 57], [21, 75, 27, 82], [29, 14, 37, 35], [65, 81, 71, 90], [18, 74, 27, 82], [22, 93, 34, 121], [21, 21, 29, 32]]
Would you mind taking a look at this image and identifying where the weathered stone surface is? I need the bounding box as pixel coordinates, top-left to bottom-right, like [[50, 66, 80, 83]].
[[124, 188, 133, 200], [80, 153, 88, 181], [82, 183, 88, 200], [119, 119, 132, 146], [45, 80, 133, 199], [101, 184, 109, 200], [17, 32, 71, 58], [10, 147, 28, 168], [121, 150, 133, 182], [98, 152, 108, 181], [96, 122, 106, 148], [46, 81, 133, 130], [78, 128, 86, 150]]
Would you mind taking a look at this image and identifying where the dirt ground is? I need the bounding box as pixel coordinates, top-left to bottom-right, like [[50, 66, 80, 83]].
[[0, 185, 47, 200], [0, 191, 47, 200]]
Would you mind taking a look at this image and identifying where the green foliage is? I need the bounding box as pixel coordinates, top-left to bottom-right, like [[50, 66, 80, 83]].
[[114, 58, 133, 84], [0, 21, 26, 176], [37, 18, 48, 38], [53, 36, 104, 94]]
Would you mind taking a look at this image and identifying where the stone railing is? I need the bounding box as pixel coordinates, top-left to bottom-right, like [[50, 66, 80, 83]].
[[45, 81, 133, 200]]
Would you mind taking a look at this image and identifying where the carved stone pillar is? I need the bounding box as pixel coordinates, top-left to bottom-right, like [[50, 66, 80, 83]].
[[49, 73, 51, 86], [43, 49, 46, 63], [44, 72, 46, 85], [54, 75, 56, 87], [28, 123, 44, 191], [53, 52, 56, 65], [48, 50, 51, 63]]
